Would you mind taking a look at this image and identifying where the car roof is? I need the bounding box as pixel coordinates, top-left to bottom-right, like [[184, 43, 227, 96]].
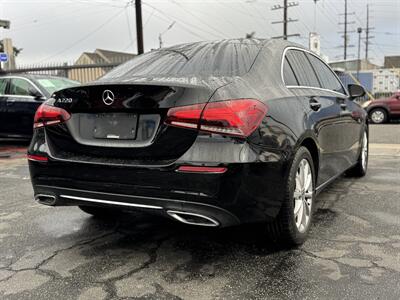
[[160, 38, 305, 53]]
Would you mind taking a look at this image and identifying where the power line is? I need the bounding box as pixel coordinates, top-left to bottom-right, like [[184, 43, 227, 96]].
[[142, 2, 223, 39], [124, 6, 135, 52], [141, 4, 207, 40], [237, 2, 266, 32], [373, 43, 400, 48], [248, 2, 280, 37], [72, 0, 125, 8], [211, 3, 245, 34], [182, 3, 243, 38], [122, 7, 154, 51], [319, 3, 341, 28], [35, 8, 125, 63], [290, 6, 336, 57], [271, 0, 300, 40], [316, 1, 356, 60], [143, 8, 155, 26], [374, 31, 400, 36], [12, 6, 114, 32], [169, 0, 229, 38]]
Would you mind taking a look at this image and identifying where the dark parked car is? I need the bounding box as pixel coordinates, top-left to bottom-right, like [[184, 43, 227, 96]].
[[363, 92, 400, 124], [28, 39, 368, 245], [0, 74, 79, 139]]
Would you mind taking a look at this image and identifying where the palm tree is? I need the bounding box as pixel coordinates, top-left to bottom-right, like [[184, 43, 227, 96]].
[[0, 41, 22, 57]]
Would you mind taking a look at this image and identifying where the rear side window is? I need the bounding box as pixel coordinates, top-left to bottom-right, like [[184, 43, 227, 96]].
[[283, 57, 298, 86], [0, 78, 7, 95], [306, 53, 346, 94], [286, 50, 320, 88]]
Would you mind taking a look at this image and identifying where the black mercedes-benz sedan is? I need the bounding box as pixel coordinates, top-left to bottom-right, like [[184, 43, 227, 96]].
[[0, 74, 79, 140], [28, 39, 368, 245]]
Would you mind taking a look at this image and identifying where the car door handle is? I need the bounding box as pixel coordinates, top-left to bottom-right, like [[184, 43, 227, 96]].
[[309, 100, 321, 111], [6, 100, 16, 105]]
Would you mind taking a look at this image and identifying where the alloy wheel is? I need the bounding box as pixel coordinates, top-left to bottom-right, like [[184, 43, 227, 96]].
[[371, 110, 384, 123], [293, 159, 313, 233], [361, 132, 368, 171]]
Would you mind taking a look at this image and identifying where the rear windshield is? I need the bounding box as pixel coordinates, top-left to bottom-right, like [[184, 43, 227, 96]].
[[101, 42, 260, 79]]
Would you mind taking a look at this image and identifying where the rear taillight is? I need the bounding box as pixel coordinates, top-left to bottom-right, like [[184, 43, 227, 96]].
[[34, 104, 71, 129], [165, 99, 267, 138], [165, 103, 205, 130], [27, 154, 48, 162], [176, 166, 227, 174]]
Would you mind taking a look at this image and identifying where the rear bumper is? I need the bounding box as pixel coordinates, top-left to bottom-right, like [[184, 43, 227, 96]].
[[33, 185, 239, 227], [28, 126, 292, 226], [29, 157, 289, 226]]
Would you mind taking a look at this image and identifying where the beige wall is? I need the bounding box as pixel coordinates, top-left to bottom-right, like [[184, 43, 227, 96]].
[[68, 67, 105, 84], [68, 54, 105, 83]]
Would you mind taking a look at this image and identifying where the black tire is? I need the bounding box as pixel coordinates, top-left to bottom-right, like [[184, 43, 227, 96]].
[[369, 108, 387, 124], [266, 146, 316, 246], [79, 206, 119, 218], [346, 129, 368, 177]]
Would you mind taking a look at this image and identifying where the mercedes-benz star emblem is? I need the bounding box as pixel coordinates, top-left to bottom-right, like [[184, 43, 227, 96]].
[[102, 90, 115, 105]]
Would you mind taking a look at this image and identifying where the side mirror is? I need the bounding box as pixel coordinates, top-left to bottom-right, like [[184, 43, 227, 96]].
[[348, 84, 366, 100], [28, 87, 44, 100]]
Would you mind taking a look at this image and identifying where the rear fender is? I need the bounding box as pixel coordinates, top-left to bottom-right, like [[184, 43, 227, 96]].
[[294, 133, 321, 179]]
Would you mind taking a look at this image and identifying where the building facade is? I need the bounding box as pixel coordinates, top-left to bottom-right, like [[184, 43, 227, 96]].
[[68, 49, 135, 83], [384, 56, 400, 69], [372, 69, 400, 97]]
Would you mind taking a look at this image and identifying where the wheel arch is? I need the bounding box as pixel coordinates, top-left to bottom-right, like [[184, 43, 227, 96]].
[[296, 136, 320, 181], [368, 105, 390, 115]]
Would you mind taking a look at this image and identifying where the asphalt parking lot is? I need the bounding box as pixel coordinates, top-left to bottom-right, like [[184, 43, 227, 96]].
[[0, 125, 399, 300]]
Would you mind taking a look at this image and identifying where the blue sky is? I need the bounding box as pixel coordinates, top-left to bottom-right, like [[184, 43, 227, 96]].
[[1, 0, 399, 66]]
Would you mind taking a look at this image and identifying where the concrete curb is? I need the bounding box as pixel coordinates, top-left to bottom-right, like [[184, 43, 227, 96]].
[[369, 143, 400, 156]]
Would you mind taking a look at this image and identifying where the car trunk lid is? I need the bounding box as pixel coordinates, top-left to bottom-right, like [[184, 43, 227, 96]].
[[45, 78, 232, 165]]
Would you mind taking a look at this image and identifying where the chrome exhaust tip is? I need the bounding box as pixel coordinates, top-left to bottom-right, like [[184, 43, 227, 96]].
[[35, 194, 57, 206], [167, 210, 219, 227]]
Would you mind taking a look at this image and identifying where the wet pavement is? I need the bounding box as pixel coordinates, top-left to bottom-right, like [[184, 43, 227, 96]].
[[0, 141, 28, 160], [369, 123, 400, 144], [0, 130, 400, 299]]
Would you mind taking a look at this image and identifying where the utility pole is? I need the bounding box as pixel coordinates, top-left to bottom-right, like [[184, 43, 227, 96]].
[[338, 0, 355, 60], [271, 0, 300, 40], [344, 0, 347, 60], [365, 4, 369, 60], [283, 0, 287, 38], [357, 27, 362, 80], [135, 0, 144, 54], [364, 4, 374, 61]]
